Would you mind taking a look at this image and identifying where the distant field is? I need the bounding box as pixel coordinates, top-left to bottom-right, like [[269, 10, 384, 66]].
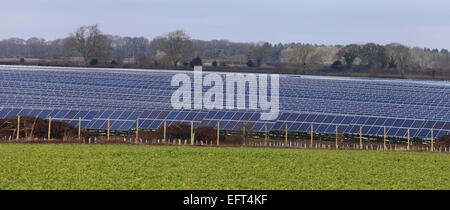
[[0, 144, 448, 190]]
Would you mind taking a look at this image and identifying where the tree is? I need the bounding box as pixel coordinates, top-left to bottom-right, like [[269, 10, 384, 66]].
[[251, 42, 272, 67], [189, 56, 202, 67], [153, 30, 194, 68], [63, 24, 112, 65], [337, 44, 361, 69], [281, 44, 323, 74], [119, 36, 151, 64], [25, 37, 47, 58], [385, 43, 412, 76], [0, 38, 26, 57], [360, 43, 388, 68]]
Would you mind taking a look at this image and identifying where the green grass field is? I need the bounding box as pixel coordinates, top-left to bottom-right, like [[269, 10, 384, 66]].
[[0, 144, 448, 190]]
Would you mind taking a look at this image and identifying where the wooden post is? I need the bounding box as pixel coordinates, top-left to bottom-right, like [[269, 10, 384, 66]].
[[310, 124, 314, 146], [107, 118, 110, 141], [431, 128, 434, 152], [16, 115, 20, 140], [265, 123, 268, 144], [136, 119, 139, 142], [285, 123, 288, 145], [243, 122, 246, 144], [335, 125, 338, 149], [163, 120, 167, 141], [48, 116, 51, 140], [407, 128, 410, 151], [191, 121, 194, 145], [78, 117, 81, 140], [359, 126, 363, 149], [383, 126, 387, 150], [217, 120, 220, 145]]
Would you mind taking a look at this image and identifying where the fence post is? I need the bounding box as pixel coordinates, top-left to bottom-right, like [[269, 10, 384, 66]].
[[136, 119, 139, 142], [407, 128, 410, 151], [360, 126, 363, 149], [265, 123, 268, 144], [78, 117, 81, 140], [107, 118, 110, 141], [16, 115, 20, 140], [191, 120, 194, 145], [285, 123, 288, 145], [335, 125, 338, 149], [383, 126, 387, 151], [217, 120, 220, 145], [164, 120, 167, 141], [48, 116, 51, 140], [310, 124, 314, 147], [431, 128, 434, 152]]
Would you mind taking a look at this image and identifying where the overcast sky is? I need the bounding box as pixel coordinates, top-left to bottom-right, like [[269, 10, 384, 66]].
[[1, 0, 449, 49]]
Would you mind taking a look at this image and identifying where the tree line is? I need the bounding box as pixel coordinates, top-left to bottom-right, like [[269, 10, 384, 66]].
[[1, 24, 449, 76]]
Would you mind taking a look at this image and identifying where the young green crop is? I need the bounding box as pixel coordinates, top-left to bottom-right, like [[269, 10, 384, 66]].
[[0, 144, 448, 190]]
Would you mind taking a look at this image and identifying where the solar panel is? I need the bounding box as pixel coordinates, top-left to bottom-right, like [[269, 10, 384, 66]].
[[0, 65, 449, 139]]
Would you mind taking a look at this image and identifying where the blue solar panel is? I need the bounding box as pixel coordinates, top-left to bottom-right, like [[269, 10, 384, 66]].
[[194, 112, 207, 121], [7, 109, 21, 117], [111, 120, 125, 130], [316, 124, 327, 132], [185, 112, 197, 121], [272, 122, 284, 130], [109, 111, 123, 119], [299, 123, 310, 132], [0, 108, 11, 117], [120, 121, 134, 130], [278, 113, 290, 121], [127, 111, 142, 120], [99, 110, 113, 119], [28, 109, 42, 117], [0, 65, 448, 139], [175, 112, 188, 120], [163, 111, 177, 120], [140, 120, 153, 129], [73, 110, 89, 119], [18, 109, 32, 116]]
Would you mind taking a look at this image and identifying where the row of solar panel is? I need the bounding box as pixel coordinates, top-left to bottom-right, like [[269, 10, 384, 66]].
[[1, 107, 450, 130], [1, 107, 449, 137], [2, 90, 447, 109], [3, 90, 446, 107], [0, 101, 447, 124], [3, 82, 448, 101], [3, 79, 447, 100], [3, 72, 448, 93]]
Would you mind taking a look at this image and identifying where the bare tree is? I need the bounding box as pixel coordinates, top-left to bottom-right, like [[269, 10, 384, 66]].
[[0, 38, 26, 58], [251, 42, 273, 67], [153, 30, 194, 68], [337, 44, 361, 69], [385, 43, 412, 76], [63, 24, 112, 65], [281, 44, 323, 74], [360, 43, 388, 68], [25, 37, 47, 58]]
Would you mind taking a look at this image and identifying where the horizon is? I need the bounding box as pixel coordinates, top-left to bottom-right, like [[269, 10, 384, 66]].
[[1, 0, 450, 49]]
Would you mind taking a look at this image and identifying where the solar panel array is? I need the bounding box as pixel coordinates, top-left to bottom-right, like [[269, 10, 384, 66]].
[[0, 65, 449, 139]]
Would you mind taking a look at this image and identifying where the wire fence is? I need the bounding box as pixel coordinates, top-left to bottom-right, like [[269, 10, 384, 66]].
[[1, 135, 449, 153], [1, 115, 449, 153]]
